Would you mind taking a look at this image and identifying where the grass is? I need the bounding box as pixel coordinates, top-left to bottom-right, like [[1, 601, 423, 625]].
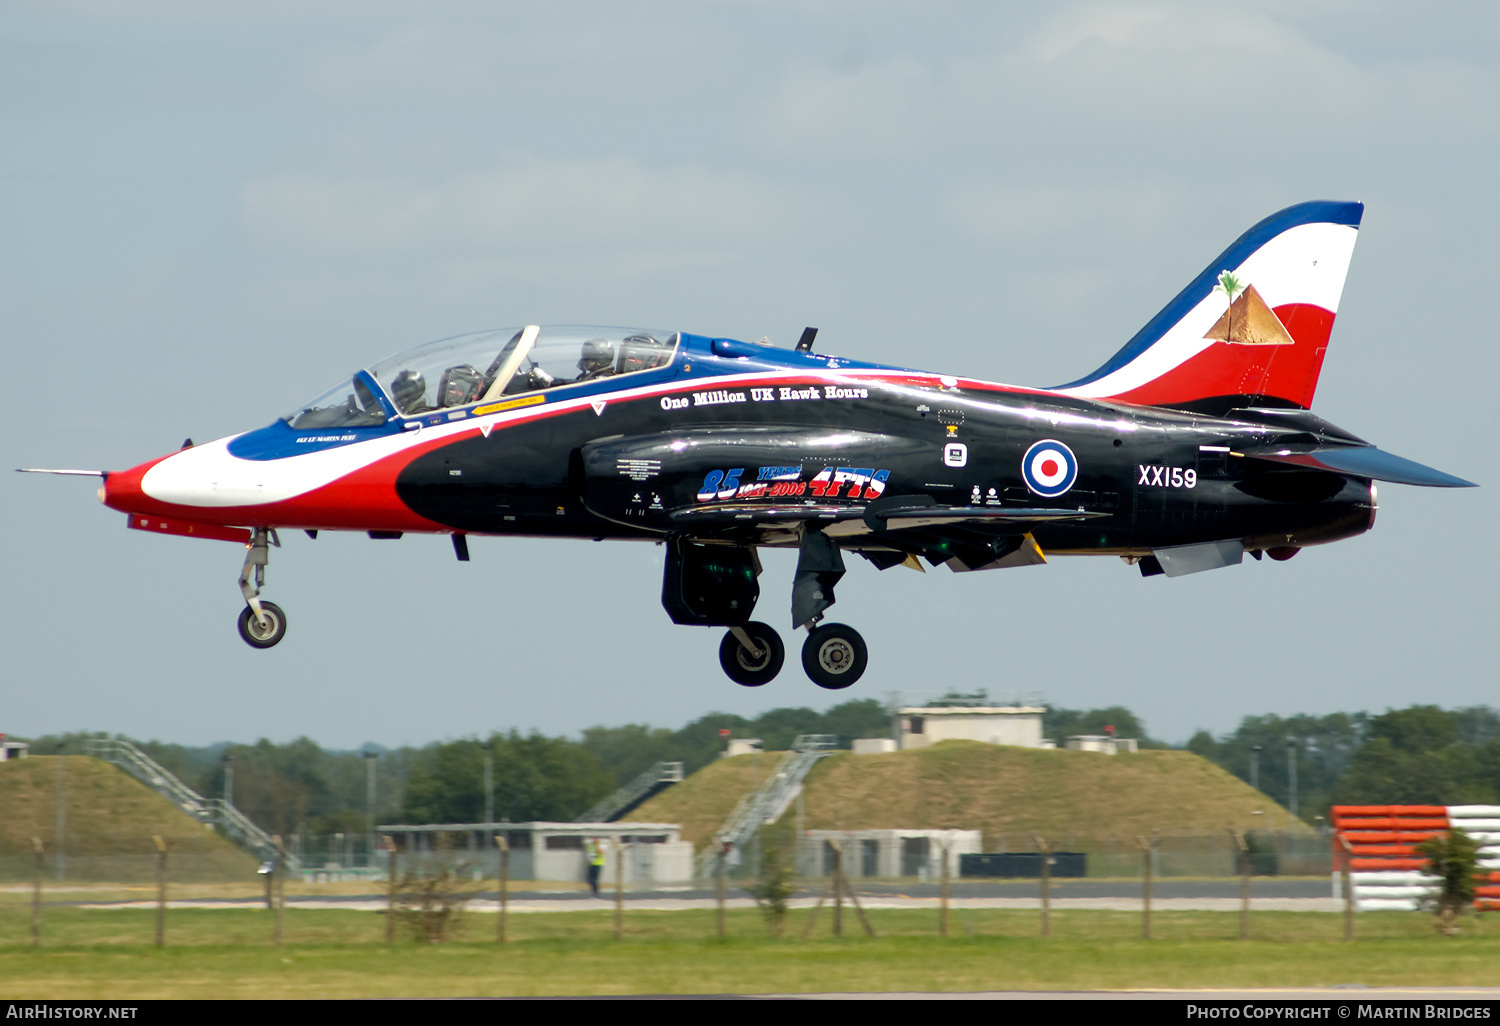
[[1, 906, 1497, 998], [0, 757, 256, 879], [628, 743, 1311, 849]]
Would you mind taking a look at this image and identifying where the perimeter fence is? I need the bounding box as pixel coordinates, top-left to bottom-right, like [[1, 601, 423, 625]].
[[0, 829, 1334, 886]]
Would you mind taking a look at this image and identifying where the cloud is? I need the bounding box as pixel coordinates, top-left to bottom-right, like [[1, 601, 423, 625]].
[[1026, 5, 1172, 61], [751, 55, 935, 156], [749, 4, 1500, 161], [300, 13, 711, 106], [944, 181, 1190, 247], [13, 0, 411, 24], [304, 21, 504, 103], [242, 153, 809, 262]]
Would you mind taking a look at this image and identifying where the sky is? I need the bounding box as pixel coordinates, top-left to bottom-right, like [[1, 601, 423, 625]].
[[2, 1, 1495, 749]]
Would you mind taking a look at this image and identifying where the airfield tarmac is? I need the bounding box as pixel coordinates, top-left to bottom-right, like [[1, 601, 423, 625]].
[[81, 878, 1343, 912]]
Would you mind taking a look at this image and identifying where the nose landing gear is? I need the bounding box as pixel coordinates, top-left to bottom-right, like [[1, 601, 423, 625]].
[[237, 528, 287, 649], [238, 600, 287, 648]]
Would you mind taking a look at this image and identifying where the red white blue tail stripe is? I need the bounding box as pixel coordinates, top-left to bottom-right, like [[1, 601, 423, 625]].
[[1056, 201, 1363, 412]]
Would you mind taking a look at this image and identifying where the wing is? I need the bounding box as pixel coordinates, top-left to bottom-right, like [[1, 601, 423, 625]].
[[670, 496, 1101, 572], [668, 498, 1104, 530], [576, 427, 1105, 571]]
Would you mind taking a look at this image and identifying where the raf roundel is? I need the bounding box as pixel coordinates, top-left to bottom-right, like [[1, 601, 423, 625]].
[[1022, 439, 1078, 498]]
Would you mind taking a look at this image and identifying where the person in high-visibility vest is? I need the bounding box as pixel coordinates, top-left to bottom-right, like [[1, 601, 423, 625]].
[[585, 837, 605, 897]]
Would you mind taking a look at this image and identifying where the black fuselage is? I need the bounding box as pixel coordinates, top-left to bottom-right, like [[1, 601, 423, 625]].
[[392, 364, 1374, 559]]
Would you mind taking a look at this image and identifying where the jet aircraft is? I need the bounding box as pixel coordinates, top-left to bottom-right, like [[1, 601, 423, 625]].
[[22, 201, 1474, 689]]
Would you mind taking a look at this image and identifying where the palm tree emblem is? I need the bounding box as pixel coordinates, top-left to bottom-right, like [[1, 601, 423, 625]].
[[1214, 271, 1245, 341]]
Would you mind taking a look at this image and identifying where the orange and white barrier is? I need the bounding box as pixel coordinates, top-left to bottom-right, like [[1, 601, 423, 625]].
[[1331, 805, 1500, 911]]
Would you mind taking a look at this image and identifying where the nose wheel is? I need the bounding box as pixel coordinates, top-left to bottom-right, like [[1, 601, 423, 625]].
[[801, 623, 867, 689], [719, 622, 784, 686], [236, 527, 287, 649], [238, 601, 287, 648]]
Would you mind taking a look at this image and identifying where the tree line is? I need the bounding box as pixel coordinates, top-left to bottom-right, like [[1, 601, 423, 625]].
[[20, 699, 891, 836], [20, 701, 1500, 836], [1187, 705, 1500, 818]]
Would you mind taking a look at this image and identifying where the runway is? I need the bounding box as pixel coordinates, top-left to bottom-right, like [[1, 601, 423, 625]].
[[81, 878, 1345, 913]]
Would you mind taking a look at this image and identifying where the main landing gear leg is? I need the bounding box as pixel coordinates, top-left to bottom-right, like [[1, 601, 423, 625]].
[[719, 623, 785, 687], [792, 527, 868, 689], [236, 528, 287, 649], [661, 536, 785, 686]]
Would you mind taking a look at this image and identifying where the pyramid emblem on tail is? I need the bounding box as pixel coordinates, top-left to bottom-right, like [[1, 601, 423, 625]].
[[1204, 274, 1295, 346]]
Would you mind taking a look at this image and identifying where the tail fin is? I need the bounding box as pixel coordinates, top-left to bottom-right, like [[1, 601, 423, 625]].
[[1054, 201, 1363, 414]]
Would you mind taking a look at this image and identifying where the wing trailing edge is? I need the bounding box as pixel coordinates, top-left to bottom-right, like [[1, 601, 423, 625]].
[[667, 501, 1106, 531]]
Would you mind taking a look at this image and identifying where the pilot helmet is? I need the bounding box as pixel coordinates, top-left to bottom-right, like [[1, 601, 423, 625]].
[[578, 339, 615, 375], [389, 369, 427, 413], [619, 334, 668, 373]]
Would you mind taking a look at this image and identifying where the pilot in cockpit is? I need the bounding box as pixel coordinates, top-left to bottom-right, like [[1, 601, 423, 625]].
[[619, 334, 671, 373], [575, 339, 616, 382], [390, 369, 429, 415]]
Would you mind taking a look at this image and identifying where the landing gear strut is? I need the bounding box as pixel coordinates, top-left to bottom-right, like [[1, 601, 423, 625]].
[[719, 622, 785, 687], [661, 532, 868, 688], [237, 527, 287, 649], [790, 527, 868, 688]]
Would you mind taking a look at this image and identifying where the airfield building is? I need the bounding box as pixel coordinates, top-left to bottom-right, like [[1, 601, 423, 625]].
[[376, 821, 694, 885], [802, 829, 981, 879], [897, 705, 1047, 749], [1065, 735, 1140, 754]]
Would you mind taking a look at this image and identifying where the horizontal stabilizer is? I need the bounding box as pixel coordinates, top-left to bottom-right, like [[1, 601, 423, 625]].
[[1242, 447, 1476, 488]]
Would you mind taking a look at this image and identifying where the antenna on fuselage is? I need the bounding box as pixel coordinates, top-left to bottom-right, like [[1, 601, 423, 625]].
[[795, 327, 818, 352]]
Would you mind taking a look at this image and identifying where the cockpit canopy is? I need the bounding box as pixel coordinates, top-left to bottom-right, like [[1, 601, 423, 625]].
[[284, 326, 678, 430]]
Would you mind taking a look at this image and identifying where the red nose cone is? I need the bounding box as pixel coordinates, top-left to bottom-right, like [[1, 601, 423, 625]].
[[100, 452, 174, 515]]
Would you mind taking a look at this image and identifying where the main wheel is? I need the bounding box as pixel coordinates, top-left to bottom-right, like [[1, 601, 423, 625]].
[[801, 623, 867, 689], [237, 601, 287, 649], [718, 621, 784, 687]]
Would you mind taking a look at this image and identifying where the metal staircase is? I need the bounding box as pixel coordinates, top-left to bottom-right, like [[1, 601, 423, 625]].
[[574, 761, 685, 823], [84, 738, 300, 870], [697, 734, 837, 875]]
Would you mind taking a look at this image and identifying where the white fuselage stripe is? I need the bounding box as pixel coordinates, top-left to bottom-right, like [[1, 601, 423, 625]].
[[139, 367, 1039, 510]]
